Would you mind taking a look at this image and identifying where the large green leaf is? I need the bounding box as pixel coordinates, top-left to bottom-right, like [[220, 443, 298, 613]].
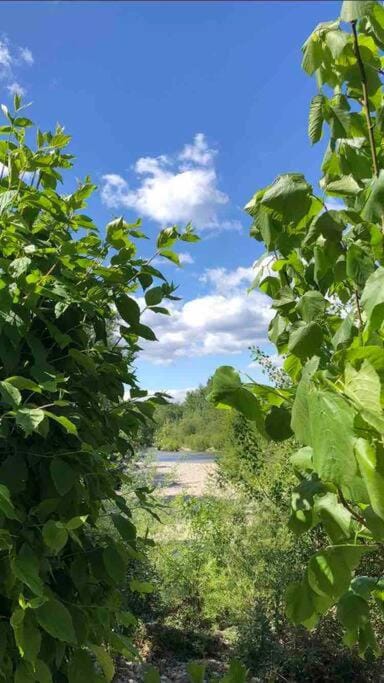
[[11, 608, 41, 664], [89, 645, 115, 683], [50, 459, 76, 496], [42, 520, 68, 554], [296, 291, 325, 322], [14, 547, 44, 597], [288, 322, 323, 359], [344, 361, 384, 432], [291, 357, 319, 445], [261, 173, 312, 221], [36, 599, 76, 643], [361, 266, 384, 329], [207, 366, 266, 433], [314, 493, 352, 543], [362, 171, 384, 223], [355, 438, 384, 520], [115, 294, 140, 326], [0, 483, 19, 520], [341, 0, 377, 22], [308, 390, 356, 487], [15, 408, 45, 435]]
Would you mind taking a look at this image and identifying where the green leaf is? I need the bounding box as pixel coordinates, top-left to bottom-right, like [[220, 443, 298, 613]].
[[309, 390, 357, 488], [50, 459, 76, 496], [42, 520, 68, 553], [341, 0, 377, 22], [143, 666, 161, 683], [145, 286, 164, 306], [355, 438, 384, 521], [10, 256, 31, 278], [307, 548, 351, 599], [103, 545, 126, 584], [291, 357, 319, 445], [15, 408, 45, 435], [112, 514, 136, 541], [361, 266, 384, 329], [0, 189, 17, 214], [261, 173, 312, 221], [308, 94, 325, 143], [186, 661, 205, 683], [89, 645, 115, 682], [0, 380, 22, 407], [36, 599, 76, 643], [296, 291, 325, 322], [285, 579, 316, 627], [66, 515, 87, 530], [288, 322, 323, 359], [265, 406, 293, 441], [221, 660, 248, 683], [132, 323, 157, 341], [314, 493, 352, 543], [207, 366, 266, 434], [35, 660, 52, 683], [0, 482, 19, 519], [68, 650, 97, 682], [11, 608, 41, 664], [115, 294, 140, 326], [159, 249, 180, 265], [129, 578, 154, 593], [44, 411, 78, 435], [6, 376, 42, 393], [332, 315, 356, 350], [344, 361, 384, 432], [362, 170, 384, 223], [14, 547, 44, 597]]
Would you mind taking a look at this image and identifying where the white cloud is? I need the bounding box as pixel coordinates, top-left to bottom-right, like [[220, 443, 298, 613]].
[[101, 133, 239, 232], [179, 252, 194, 265], [164, 387, 195, 403], [138, 265, 272, 365], [0, 38, 34, 96], [19, 47, 34, 66], [200, 265, 254, 292], [0, 42, 12, 75], [7, 82, 25, 97]]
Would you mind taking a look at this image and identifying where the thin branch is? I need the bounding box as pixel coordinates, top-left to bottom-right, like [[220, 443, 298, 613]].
[[351, 20, 379, 178], [338, 487, 366, 527], [354, 290, 363, 342]]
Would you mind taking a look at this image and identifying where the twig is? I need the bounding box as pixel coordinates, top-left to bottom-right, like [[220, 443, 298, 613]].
[[338, 487, 366, 526], [351, 20, 379, 178]]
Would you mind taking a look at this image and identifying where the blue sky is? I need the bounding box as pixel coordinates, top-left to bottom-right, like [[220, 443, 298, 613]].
[[1, 0, 340, 400]]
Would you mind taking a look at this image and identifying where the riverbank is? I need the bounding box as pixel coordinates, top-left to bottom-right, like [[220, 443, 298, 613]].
[[155, 457, 216, 497]]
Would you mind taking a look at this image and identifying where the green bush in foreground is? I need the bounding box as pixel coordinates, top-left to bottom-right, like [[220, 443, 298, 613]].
[[0, 96, 197, 681], [210, 0, 384, 657]]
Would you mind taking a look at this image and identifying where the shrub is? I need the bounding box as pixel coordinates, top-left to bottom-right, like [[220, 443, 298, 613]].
[[0, 95, 197, 681]]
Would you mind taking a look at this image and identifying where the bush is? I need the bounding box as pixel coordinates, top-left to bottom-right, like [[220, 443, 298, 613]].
[[0, 96, 197, 681]]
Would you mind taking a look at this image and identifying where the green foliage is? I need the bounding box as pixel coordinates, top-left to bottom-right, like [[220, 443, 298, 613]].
[[153, 385, 231, 452], [0, 96, 197, 680], [209, 0, 384, 656]]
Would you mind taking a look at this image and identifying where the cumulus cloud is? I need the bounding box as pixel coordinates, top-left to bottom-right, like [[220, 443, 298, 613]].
[[137, 264, 272, 365], [7, 82, 25, 97], [199, 265, 254, 292], [101, 133, 240, 232], [179, 252, 194, 265], [19, 47, 34, 66], [0, 38, 33, 96]]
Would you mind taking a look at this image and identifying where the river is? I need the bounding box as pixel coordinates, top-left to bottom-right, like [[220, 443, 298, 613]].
[[155, 449, 216, 464]]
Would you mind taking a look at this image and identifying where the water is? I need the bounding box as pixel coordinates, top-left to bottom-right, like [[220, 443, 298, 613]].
[[153, 449, 216, 464]]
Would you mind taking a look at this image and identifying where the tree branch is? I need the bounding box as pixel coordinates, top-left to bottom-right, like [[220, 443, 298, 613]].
[[351, 20, 379, 178]]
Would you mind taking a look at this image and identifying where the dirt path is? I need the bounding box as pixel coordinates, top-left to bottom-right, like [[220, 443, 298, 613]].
[[155, 459, 216, 497]]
